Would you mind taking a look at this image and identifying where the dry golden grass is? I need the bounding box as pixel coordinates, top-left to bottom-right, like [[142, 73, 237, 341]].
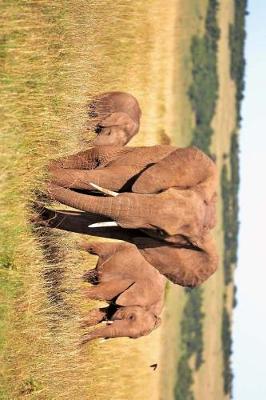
[[0, 1, 189, 399]]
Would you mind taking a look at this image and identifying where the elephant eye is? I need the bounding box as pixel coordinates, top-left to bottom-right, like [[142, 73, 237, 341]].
[[88, 110, 98, 118], [94, 124, 103, 134], [157, 229, 166, 237]]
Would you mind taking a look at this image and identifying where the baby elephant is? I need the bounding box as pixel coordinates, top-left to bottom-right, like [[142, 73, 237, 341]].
[[87, 91, 141, 146], [80, 241, 165, 344]]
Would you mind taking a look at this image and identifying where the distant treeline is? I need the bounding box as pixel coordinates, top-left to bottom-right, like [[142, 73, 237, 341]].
[[221, 306, 233, 396], [174, 288, 204, 400], [189, 0, 220, 154], [221, 1, 247, 397], [174, 1, 221, 398], [221, 133, 240, 285], [229, 0, 248, 125], [221, 132, 240, 397]]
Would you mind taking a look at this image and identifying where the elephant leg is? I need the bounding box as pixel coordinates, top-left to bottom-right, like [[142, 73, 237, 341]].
[[48, 146, 126, 170], [49, 165, 143, 192], [80, 319, 137, 344], [80, 241, 128, 258], [84, 279, 134, 301], [80, 307, 108, 328]]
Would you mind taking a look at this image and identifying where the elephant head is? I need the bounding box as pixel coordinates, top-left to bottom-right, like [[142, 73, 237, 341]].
[[45, 145, 218, 287], [47, 145, 217, 243], [87, 91, 141, 146], [112, 306, 161, 337], [47, 183, 214, 244], [80, 306, 161, 343]]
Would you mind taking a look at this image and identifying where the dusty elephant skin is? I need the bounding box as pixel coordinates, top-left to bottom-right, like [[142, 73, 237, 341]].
[[79, 241, 165, 343], [44, 145, 219, 287], [87, 92, 141, 146]]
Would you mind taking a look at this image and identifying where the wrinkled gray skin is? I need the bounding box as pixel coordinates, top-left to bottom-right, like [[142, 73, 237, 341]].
[[87, 91, 141, 146], [45, 145, 218, 288], [79, 241, 165, 343]]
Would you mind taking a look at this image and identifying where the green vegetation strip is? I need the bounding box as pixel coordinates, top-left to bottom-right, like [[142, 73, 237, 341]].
[[221, 0, 247, 394], [174, 288, 204, 400], [221, 133, 240, 397], [189, 0, 220, 155], [174, 1, 220, 398], [221, 306, 233, 396], [229, 0, 248, 125], [221, 133, 240, 285]]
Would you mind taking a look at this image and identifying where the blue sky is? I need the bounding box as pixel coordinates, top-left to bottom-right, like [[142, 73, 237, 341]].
[[233, 1, 266, 399]]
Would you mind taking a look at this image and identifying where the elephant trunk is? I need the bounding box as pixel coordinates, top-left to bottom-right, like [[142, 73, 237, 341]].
[[81, 320, 137, 343], [48, 184, 144, 228]]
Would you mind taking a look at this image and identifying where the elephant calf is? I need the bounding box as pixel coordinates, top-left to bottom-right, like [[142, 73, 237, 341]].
[[87, 91, 142, 146], [80, 241, 165, 344]]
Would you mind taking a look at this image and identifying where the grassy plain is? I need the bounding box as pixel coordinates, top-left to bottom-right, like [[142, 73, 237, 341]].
[[0, 0, 237, 399], [0, 1, 188, 399]]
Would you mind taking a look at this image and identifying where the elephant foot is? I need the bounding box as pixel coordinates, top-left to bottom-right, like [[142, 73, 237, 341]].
[[82, 269, 99, 284], [30, 201, 57, 229]]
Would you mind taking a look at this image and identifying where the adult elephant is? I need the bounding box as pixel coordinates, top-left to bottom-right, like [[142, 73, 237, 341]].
[[79, 241, 165, 343], [44, 145, 218, 287], [87, 91, 142, 146]]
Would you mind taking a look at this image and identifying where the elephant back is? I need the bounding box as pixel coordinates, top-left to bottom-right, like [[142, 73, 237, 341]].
[[107, 145, 174, 169]]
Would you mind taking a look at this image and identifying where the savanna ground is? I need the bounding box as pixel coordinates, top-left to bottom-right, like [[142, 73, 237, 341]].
[[0, 0, 236, 399]]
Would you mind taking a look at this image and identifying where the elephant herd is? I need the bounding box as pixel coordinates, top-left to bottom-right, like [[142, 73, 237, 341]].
[[38, 92, 218, 343]]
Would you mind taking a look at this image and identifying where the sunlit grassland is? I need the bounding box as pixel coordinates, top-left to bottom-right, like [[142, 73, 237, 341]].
[[0, 0, 186, 399]]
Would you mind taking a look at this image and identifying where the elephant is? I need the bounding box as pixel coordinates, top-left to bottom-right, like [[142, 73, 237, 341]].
[[43, 144, 218, 287], [87, 91, 142, 146], [79, 241, 165, 343]]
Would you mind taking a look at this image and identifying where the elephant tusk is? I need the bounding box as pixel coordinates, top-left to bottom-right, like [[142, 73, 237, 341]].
[[89, 182, 119, 197], [101, 320, 114, 325], [88, 221, 119, 228]]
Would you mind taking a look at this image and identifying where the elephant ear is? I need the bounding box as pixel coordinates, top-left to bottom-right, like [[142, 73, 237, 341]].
[[101, 112, 138, 136], [116, 281, 157, 307], [134, 236, 218, 288], [132, 146, 217, 197], [154, 316, 162, 329]]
